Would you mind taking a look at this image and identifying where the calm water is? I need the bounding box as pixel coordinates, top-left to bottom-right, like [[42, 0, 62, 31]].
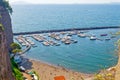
[[12, 4, 120, 73]]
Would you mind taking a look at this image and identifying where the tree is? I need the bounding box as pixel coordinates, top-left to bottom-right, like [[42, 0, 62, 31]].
[[10, 42, 21, 50], [10, 43, 22, 56], [0, 0, 13, 14], [12, 49, 22, 54]]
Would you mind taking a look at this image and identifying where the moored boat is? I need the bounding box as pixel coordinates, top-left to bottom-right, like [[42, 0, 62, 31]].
[[100, 34, 108, 36], [90, 36, 97, 40]]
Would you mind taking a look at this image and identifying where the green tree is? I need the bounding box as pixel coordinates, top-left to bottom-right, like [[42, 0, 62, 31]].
[[12, 49, 22, 54], [10, 43, 22, 56], [0, 0, 13, 14], [10, 42, 21, 50]]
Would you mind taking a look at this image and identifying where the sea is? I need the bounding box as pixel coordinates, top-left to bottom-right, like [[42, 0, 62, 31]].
[[12, 4, 120, 73]]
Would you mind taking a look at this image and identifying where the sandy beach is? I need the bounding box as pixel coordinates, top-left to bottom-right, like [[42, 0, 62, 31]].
[[115, 48, 120, 80], [21, 58, 93, 80]]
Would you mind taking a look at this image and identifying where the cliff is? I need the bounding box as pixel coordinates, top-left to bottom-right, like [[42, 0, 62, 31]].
[[0, 6, 13, 51], [0, 6, 15, 80]]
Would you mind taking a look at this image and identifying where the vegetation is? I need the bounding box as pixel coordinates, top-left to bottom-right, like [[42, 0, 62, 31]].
[[11, 58, 23, 80], [117, 39, 120, 46], [10, 42, 22, 55], [0, 23, 4, 31], [0, 0, 13, 14], [115, 31, 120, 35], [10, 42, 21, 50], [94, 73, 114, 80], [12, 48, 22, 54]]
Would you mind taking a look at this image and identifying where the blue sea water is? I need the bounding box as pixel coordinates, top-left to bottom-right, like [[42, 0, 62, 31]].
[[12, 4, 120, 73], [12, 4, 120, 33]]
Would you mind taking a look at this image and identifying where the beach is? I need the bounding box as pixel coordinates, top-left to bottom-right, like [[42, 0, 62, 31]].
[[21, 58, 93, 80], [115, 47, 120, 80]]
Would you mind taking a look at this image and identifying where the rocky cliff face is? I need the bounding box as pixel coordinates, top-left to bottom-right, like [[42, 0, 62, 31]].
[[0, 6, 13, 51], [0, 30, 15, 80], [0, 6, 15, 80]]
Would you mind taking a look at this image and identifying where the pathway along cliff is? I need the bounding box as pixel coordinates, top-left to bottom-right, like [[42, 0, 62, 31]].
[[0, 5, 15, 80]]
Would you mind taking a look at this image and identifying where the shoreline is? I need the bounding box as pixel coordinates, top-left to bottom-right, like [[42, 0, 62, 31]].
[[115, 47, 120, 80], [21, 54, 119, 80], [21, 56, 94, 80]]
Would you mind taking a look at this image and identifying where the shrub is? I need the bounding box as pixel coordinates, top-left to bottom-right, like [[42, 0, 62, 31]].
[[11, 58, 23, 80]]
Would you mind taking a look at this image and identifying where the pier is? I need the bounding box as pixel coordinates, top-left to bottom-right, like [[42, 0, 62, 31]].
[[13, 26, 120, 35], [20, 45, 31, 54]]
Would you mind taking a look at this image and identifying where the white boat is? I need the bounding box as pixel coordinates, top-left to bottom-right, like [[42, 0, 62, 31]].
[[71, 40, 78, 43], [90, 36, 96, 40], [105, 38, 111, 41], [55, 36, 61, 40], [78, 34, 86, 38], [42, 41, 50, 46], [64, 40, 71, 44]]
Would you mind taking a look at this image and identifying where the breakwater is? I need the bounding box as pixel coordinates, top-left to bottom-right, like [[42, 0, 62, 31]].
[[13, 26, 120, 35]]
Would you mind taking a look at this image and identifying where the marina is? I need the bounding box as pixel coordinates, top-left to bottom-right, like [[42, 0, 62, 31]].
[[15, 28, 118, 48]]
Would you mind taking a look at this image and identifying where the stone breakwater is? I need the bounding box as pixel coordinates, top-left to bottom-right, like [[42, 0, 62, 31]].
[[13, 26, 120, 35]]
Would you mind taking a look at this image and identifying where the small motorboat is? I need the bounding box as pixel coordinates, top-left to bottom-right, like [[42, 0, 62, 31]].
[[78, 34, 86, 38], [105, 38, 111, 41], [90, 36, 97, 40], [100, 34, 108, 36]]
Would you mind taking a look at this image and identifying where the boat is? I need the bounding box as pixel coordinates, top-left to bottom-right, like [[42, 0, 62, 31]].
[[71, 40, 78, 43], [78, 33, 86, 38], [64, 40, 71, 44], [90, 36, 97, 40], [60, 32, 67, 35], [42, 41, 50, 46], [105, 38, 111, 41], [111, 35, 116, 38], [55, 36, 61, 40], [55, 43, 60, 46], [100, 34, 108, 36]]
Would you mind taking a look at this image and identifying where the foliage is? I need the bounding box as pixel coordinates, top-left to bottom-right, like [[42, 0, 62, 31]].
[[12, 48, 22, 54], [11, 58, 23, 80], [115, 31, 120, 35], [10, 42, 22, 54], [94, 70, 115, 80], [10, 42, 21, 50], [116, 39, 120, 47], [0, 0, 13, 14], [0, 23, 4, 31]]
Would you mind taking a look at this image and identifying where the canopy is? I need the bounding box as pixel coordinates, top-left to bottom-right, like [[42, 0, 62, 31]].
[[54, 76, 65, 80]]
